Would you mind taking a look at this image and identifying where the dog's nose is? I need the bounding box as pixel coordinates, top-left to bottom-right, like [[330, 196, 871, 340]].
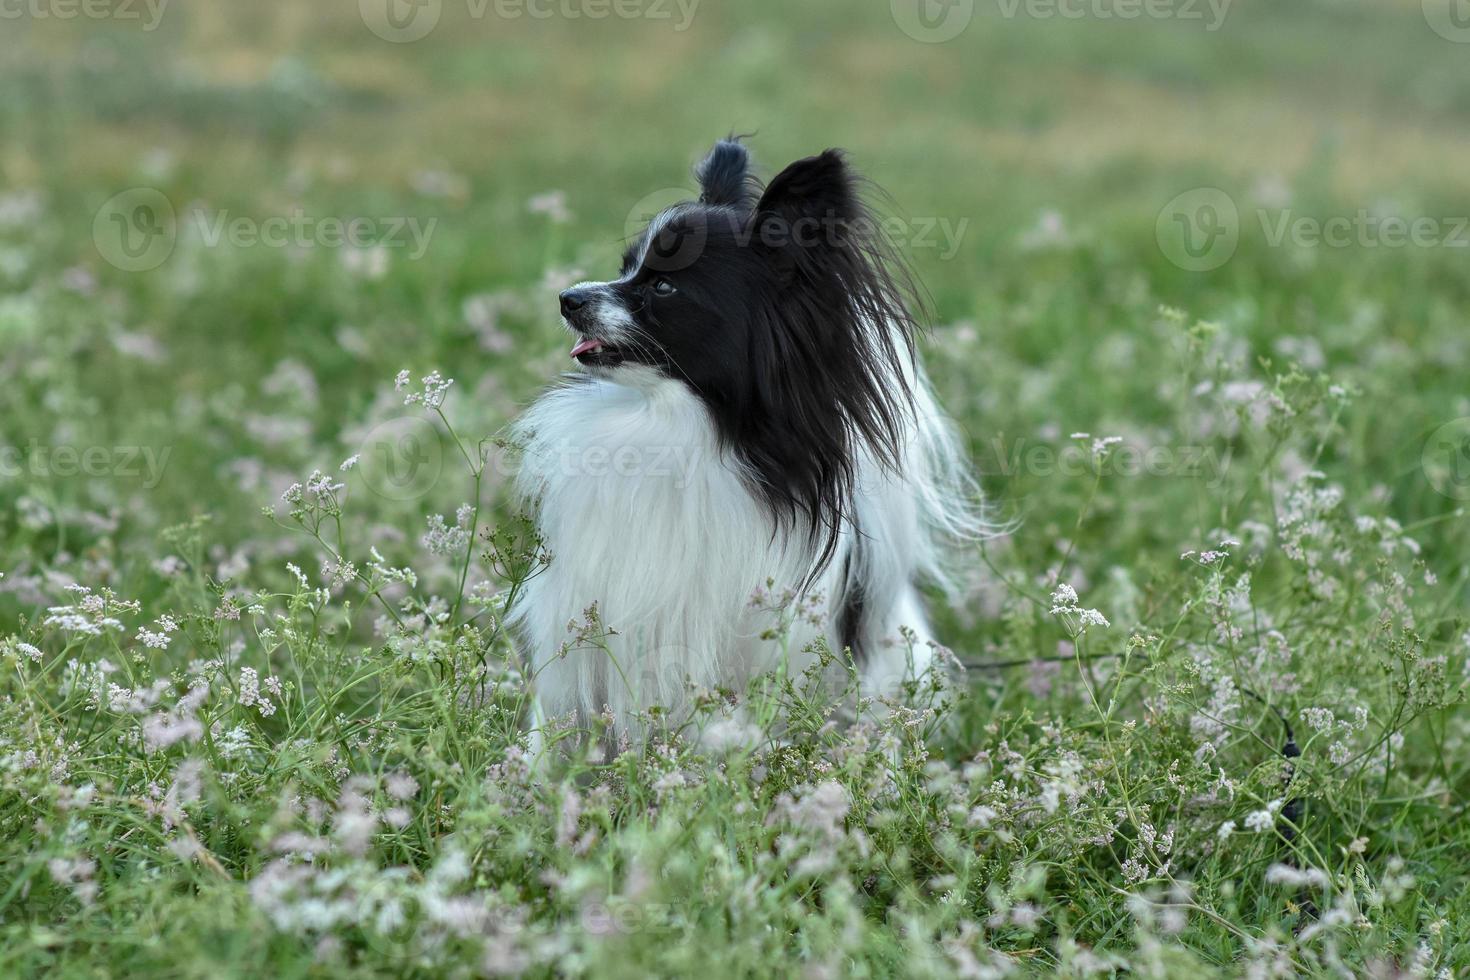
[[560, 288, 590, 317]]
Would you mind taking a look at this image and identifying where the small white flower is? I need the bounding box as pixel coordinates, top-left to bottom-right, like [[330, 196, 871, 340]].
[[153, 556, 186, 577], [386, 771, 419, 801], [1244, 800, 1282, 833], [401, 370, 455, 409], [423, 509, 472, 556], [527, 190, 572, 223], [1049, 583, 1111, 635], [1301, 707, 1335, 733], [137, 628, 170, 650], [1265, 864, 1330, 889]]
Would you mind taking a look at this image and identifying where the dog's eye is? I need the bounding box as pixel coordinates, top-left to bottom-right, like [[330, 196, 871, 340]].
[[652, 278, 676, 297]]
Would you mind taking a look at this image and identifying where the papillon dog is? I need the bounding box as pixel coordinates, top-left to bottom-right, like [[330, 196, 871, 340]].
[[510, 139, 986, 743]]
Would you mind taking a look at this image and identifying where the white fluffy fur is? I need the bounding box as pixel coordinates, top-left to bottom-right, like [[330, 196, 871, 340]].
[[509, 352, 982, 737]]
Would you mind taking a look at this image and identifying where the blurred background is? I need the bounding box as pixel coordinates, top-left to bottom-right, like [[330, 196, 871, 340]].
[[1, 0, 1468, 615], [8, 9, 1470, 972]]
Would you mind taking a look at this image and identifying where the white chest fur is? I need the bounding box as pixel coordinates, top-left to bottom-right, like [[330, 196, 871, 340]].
[[509, 370, 830, 729], [509, 363, 980, 738]]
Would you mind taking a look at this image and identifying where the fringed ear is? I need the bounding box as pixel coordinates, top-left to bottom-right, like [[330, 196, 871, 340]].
[[696, 138, 758, 209], [749, 150, 866, 280], [735, 149, 926, 577], [754, 149, 860, 232]]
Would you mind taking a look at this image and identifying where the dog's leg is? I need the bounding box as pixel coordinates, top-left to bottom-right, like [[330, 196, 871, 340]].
[[858, 585, 937, 697], [525, 693, 552, 774]]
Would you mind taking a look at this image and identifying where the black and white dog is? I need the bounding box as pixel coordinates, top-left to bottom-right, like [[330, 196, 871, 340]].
[[510, 140, 985, 740]]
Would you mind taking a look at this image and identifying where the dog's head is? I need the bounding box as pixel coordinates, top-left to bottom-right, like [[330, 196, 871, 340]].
[[559, 139, 915, 385], [557, 139, 924, 565]]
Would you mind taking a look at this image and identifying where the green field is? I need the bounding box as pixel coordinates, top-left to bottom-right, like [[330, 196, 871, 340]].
[[2, 1, 1468, 975]]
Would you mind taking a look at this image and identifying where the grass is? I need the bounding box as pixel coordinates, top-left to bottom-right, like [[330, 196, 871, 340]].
[[1, 0, 1468, 975]]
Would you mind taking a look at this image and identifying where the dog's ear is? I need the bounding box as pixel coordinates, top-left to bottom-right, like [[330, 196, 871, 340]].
[[752, 150, 861, 276], [755, 150, 858, 228], [696, 139, 757, 208]]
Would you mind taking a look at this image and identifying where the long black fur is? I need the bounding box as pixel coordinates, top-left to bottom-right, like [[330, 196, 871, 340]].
[[602, 139, 928, 580], [694, 137, 762, 210]]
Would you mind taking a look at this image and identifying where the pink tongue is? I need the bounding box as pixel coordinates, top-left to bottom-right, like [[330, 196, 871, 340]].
[[570, 338, 603, 359]]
